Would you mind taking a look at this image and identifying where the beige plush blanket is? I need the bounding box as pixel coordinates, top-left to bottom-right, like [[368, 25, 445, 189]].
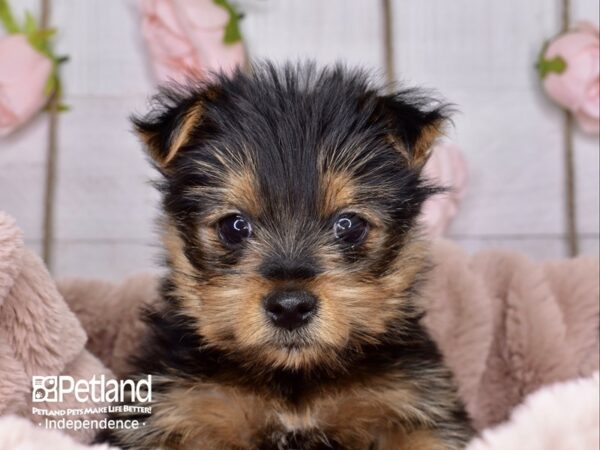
[[0, 212, 598, 449]]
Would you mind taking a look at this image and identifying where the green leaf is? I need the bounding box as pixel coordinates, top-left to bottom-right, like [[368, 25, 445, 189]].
[[27, 30, 55, 57], [536, 39, 568, 79], [537, 55, 567, 79], [36, 27, 57, 40], [44, 72, 57, 96], [0, 0, 21, 33], [42, 101, 69, 112], [23, 10, 36, 34], [22, 12, 58, 58], [213, 0, 243, 44]]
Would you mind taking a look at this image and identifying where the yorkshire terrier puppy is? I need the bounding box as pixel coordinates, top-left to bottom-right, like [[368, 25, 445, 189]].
[[103, 63, 473, 449]]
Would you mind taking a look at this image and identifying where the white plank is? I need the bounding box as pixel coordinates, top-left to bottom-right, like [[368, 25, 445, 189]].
[[452, 237, 567, 259], [44, 0, 158, 277], [456, 236, 599, 259], [391, 1, 560, 90], [446, 90, 564, 236], [580, 237, 599, 257], [572, 0, 600, 22], [53, 241, 162, 280], [0, 115, 47, 241], [52, 0, 154, 96], [573, 130, 600, 236], [241, 0, 384, 69], [54, 95, 159, 242], [391, 0, 566, 237]]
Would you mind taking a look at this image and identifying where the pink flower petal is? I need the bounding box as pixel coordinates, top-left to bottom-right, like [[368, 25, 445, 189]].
[[0, 35, 52, 136], [176, 0, 230, 30], [574, 109, 600, 134], [139, 0, 245, 84], [579, 75, 600, 119], [542, 23, 599, 134], [421, 142, 468, 237]]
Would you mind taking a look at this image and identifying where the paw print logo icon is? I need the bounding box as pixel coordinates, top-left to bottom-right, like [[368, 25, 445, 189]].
[[32, 376, 58, 402]]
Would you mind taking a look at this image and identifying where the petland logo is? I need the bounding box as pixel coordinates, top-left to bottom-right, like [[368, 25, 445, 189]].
[[32, 375, 152, 403]]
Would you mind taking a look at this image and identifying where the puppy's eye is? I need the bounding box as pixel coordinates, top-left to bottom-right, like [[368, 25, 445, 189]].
[[333, 213, 368, 245], [218, 214, 252, 246]]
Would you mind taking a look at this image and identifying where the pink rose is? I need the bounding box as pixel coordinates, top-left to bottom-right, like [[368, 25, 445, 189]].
[[421, 142, 468, 237], [0, 34, 52, 136], [140, 0, 245, 84], [541, 22, 600, 134]]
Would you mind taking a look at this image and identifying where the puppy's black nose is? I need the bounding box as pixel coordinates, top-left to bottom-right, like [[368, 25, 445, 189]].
[[263, 290, 318, 331]]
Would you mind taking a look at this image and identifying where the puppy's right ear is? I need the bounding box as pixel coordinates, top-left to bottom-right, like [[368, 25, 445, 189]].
[[132, 87, 210, 169], [376, 90, 451, 171]]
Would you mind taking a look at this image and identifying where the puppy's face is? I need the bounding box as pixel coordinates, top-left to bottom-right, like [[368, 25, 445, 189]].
[[137, 65, 447, 371]]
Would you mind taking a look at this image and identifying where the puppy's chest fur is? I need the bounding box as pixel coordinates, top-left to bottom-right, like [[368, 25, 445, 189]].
[[136, 367, 448, 450]]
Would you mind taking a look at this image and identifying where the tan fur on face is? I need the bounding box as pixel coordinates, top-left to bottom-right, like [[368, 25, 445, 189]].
[[319, 170, 356, 217], [224, 169, 262, 217], [174, 262, 348, 370], [164, 207, 428, 371], [309, 235, 428, 346], [183, 153, 259, 220], [158, 138, 431, 368]]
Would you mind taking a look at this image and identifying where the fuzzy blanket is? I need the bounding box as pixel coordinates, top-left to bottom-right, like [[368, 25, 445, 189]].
[[466, 372, 599, 450], [0, 213, 112, 444], [0, 211, 598, 449]]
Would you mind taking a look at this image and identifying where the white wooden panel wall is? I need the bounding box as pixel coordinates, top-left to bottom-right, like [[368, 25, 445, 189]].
[[390, 0, 566, 257], [0, 0, 598, 280]]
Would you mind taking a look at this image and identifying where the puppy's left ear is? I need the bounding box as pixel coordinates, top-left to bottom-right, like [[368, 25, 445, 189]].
[[378, 92, 450, 170], [132, 86, 214, 169]]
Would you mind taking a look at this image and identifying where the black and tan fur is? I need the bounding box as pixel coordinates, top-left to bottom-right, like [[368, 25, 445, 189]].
[[101, 63, 474, 449]]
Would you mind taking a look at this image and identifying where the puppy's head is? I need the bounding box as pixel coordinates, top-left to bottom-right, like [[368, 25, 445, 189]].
[[136, 63, 448, 371]]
